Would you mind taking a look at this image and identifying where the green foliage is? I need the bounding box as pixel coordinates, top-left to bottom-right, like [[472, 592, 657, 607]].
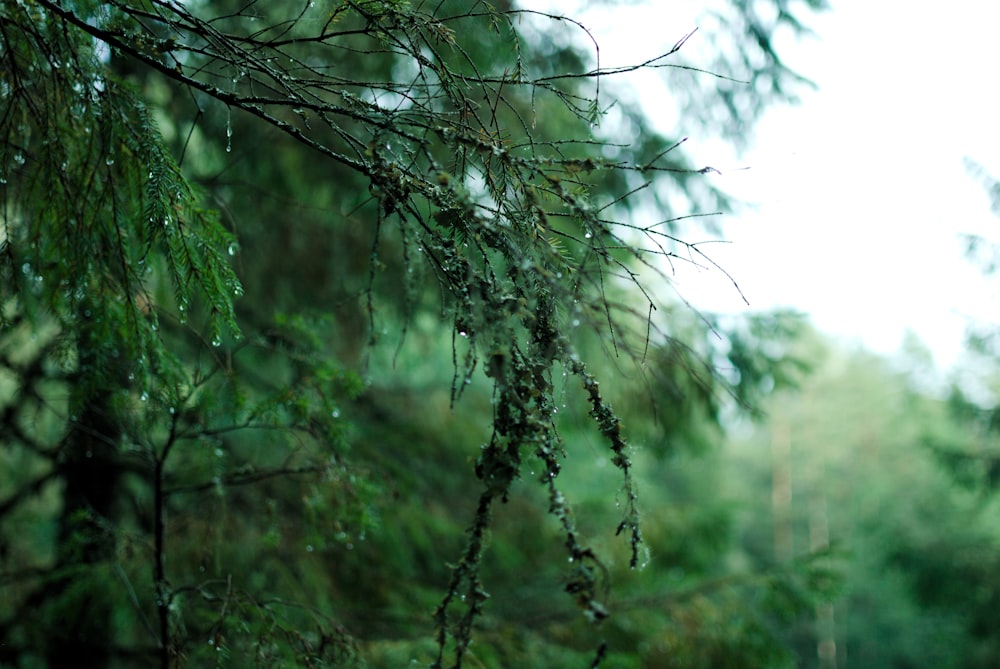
[[0, 1, 830, 667], [727, 332, 1000, 668], [693, 0, 830, 148], [0, 5, 240, 356]]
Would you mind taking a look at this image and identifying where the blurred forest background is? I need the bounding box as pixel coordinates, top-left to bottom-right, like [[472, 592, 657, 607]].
[[2, 1, 1000, 668]]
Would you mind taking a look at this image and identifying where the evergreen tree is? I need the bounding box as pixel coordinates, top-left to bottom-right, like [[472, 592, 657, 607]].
[[1, 1, 826, 666], [727, 331, 1000, 669]]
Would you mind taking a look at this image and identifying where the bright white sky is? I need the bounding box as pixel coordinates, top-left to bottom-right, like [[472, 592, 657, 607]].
[[534, 1, 1000, 370]]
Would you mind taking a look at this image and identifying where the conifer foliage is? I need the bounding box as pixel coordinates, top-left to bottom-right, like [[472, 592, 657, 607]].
[[1, 1, 824, 667]]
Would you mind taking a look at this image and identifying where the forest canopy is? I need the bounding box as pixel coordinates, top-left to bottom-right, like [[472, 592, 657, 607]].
[[0, 1, 835, 667]]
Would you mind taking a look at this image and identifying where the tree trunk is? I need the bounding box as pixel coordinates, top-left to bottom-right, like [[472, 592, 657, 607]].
[[44, 308, 125, 668]]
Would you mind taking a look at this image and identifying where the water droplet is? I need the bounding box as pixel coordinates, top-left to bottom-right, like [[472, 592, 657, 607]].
[[140, 391, 149, 402], [105, 157, 114, 166], [211, 336, 222, 347], [227, 242, 237, 256], [331, 409, 340, 418], [458, 330, 467, 337], [306, 544, 314, 552]]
